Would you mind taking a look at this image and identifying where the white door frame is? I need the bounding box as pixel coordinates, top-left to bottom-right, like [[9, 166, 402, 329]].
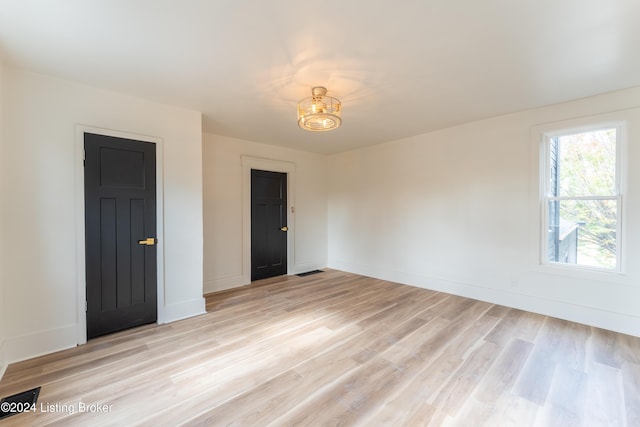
[[75, 125, 165, 345]]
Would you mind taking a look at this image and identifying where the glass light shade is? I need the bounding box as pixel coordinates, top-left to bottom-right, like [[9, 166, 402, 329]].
[[297, 87, 342, 131]]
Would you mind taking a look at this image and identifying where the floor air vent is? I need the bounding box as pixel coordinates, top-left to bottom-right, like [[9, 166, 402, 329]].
[[297, 269, 324, 277], [0, 386, 41, 420]]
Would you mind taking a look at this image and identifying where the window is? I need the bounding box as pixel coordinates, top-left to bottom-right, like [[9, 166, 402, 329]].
[[542, 125, 622, 271]]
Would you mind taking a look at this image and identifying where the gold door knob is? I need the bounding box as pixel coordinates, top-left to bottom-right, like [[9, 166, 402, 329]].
[[280, 226, 288, 232], [138, 237, 157, 246]]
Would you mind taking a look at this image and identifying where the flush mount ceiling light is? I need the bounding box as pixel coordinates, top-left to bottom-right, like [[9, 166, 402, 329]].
[[297, 86, 342, 132]]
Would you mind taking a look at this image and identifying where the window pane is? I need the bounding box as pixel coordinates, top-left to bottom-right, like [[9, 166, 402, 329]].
[[547, 199, 617, 269], [552, 129, 616, 197]]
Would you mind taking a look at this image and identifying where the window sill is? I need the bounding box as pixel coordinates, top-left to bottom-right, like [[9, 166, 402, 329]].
[[535, 262, 627, 284]]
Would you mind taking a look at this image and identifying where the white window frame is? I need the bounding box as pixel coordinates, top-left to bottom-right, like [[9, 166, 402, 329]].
[[532, 115, 626, 277]]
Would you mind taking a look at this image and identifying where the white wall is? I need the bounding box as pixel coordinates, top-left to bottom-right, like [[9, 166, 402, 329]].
[[328, 87, 640, 337], [0, 59, 6, 377], [203, 133, 327, 293], [2, 66, 205, 364]]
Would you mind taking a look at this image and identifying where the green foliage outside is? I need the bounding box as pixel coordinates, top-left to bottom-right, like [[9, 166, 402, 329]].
[[556, 128, 617, 268]]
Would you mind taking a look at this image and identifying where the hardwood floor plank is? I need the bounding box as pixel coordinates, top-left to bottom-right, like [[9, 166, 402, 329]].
[[0, 345, 148, 397], [1, 269, 638, 426], [482, 394, 541, 427], [538, 364, 588, 427], [352, 317, 430, 364], [187, 344, 363, 426], [513, 348, 556, 406], [485, 308, 538, 346], [354, 304, 496, 426], [584, 361, 625, 426], [267, 358, 402, 427], [622, 362, 640, 427], [474, 338, 533, 404], [431, 341, 502, 416]]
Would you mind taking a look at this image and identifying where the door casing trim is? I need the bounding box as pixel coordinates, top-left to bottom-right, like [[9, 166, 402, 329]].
[[241, 156, 295, 284], [75, 125, 165, 345]]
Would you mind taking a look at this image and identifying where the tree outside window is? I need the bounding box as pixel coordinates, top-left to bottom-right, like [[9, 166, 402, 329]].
[[544, 127, 620, 270]]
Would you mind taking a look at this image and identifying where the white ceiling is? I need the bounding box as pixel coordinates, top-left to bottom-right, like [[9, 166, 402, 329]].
[[1, 0, 639, 154]]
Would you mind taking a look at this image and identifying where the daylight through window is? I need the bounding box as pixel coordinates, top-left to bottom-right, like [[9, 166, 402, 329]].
[[543, 126, 621, 270]]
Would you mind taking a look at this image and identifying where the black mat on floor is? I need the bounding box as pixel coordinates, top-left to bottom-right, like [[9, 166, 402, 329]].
[[0, 386, 41, 420], [297, 269, 324, 277]]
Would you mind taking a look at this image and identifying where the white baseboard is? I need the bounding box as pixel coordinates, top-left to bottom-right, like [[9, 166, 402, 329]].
[[5, 324, 78, 365], [203, 262, 328, 295], [0, 339, 7, 380], [328, 259, 640, 338], [203, 275, 244, 294], [161, 297, 207, 324]]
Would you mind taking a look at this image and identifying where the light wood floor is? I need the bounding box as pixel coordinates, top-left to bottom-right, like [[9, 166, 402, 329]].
[[1, 269, 639, 426]]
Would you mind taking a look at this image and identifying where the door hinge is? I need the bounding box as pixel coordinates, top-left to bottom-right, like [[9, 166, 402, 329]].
[[83, 149, 86, 166], [85, 301, 88, 312]]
